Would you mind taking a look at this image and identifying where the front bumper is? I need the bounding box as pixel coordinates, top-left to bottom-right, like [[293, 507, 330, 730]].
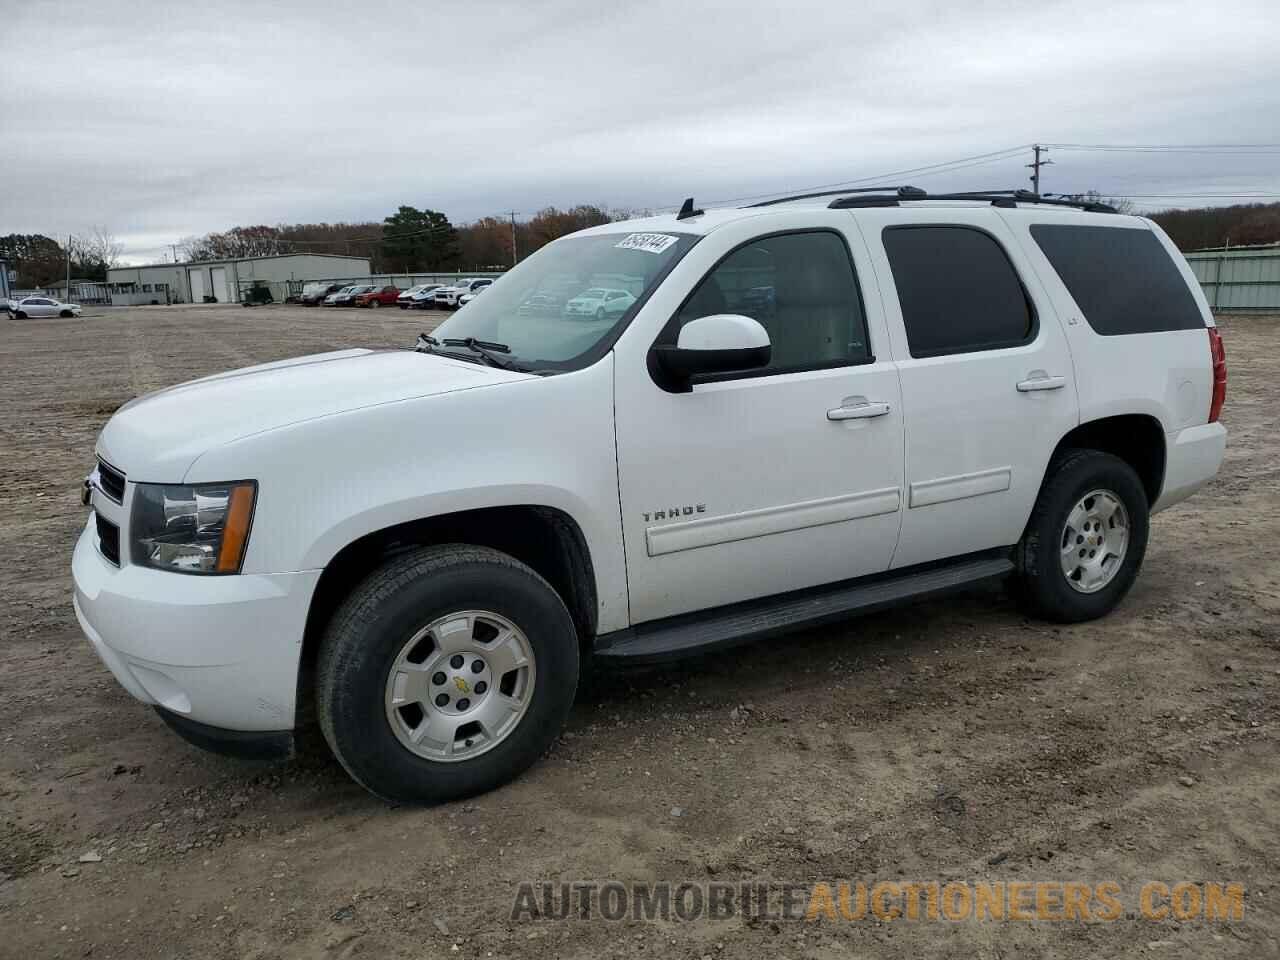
[[72, 520, 321, 733]]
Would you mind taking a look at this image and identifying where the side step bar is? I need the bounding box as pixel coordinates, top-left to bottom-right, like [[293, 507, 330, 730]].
[[594, 551, 1014, 663]]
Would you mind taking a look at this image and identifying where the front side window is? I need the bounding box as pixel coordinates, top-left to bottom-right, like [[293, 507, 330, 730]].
[[670, 230, 871, 375], [431, 231, 698, 371], [1030, 224, 1204, 335], [883, 225, 1035, 358]]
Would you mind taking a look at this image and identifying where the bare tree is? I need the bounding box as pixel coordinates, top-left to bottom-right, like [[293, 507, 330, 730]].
[[82, 226, 124, 269]]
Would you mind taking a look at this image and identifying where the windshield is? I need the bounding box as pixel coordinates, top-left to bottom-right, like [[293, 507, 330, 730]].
[[431, 231, 697, 371]]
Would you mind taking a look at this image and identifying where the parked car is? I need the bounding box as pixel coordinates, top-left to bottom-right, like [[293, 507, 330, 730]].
[[354, 285, 402, 308], [11, 296, 81, 319], [563, 287, 636, 321], [398, 284, 443, 309], [457, 285, 490, 308], [516, 293, 563, 316], [302, 283, 347, 307], [434, 278, 492, 309], [74, 189, 1227, 805], [332, 284, 375, 307], [322, 285, 358, 307]]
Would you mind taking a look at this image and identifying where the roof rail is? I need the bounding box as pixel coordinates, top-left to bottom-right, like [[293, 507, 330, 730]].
[[744, 185, 926, 208], [826, 188, 1117, 213]]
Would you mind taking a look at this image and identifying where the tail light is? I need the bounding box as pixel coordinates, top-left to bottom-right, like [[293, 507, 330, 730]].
[[1208, 327, 1227, 423]]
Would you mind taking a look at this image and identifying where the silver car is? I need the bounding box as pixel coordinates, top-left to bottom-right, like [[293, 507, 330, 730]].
[[10, 296, 82, 319]]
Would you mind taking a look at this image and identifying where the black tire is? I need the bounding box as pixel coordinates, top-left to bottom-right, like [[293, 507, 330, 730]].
[[595, 307, 605, 321], [60, 309, 73, 317], [1014, 449, 1149, 623], [316, 544, 579, 804], [15, 311, 27, 319]]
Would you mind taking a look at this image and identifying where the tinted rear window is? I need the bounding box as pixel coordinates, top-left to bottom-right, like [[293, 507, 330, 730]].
[[1030, 224, 1204, 335], [883, 225, 1035, 358]]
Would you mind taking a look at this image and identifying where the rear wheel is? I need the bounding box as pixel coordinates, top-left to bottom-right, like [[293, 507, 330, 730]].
[[370, 299, 381, 308], [1014, 449, 1149, 622], [317, 545, 579, 804]]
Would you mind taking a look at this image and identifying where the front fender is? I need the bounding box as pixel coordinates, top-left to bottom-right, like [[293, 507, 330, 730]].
[[183, 356, 631, 632]]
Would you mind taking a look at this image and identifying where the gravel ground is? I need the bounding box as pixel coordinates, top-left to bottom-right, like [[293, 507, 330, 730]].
[[1, 304, 1277, 959]]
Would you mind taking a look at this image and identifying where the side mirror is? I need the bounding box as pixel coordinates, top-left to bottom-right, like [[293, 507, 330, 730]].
[[652, 314, 771, 392]]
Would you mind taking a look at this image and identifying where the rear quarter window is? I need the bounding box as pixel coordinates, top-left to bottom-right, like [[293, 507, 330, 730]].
[[1030, 224, 1205, 335]]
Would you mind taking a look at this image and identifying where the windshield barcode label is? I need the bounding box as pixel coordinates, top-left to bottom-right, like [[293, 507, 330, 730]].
[[615, 233, 679, 254]]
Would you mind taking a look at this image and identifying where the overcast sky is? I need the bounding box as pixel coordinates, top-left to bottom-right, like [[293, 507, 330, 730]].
[[4, 0, 1279, 264]]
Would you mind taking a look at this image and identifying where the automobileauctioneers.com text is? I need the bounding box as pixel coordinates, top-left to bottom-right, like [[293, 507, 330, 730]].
[[511, 880, 1245, 924]]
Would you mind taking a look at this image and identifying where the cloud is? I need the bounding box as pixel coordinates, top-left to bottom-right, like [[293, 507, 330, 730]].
[[3, 0, 1278, 263]]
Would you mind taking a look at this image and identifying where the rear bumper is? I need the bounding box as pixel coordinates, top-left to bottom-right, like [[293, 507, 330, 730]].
[[1154, 421, 1227, 512]]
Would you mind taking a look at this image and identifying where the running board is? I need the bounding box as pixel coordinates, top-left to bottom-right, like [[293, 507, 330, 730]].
[[594, 552, 1014, 663]]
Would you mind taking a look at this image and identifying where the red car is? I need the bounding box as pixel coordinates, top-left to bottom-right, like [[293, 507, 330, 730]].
[[353, 285, 402, 308]]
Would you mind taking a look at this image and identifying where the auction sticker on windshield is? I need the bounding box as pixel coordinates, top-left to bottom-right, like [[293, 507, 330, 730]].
[[615, 233, 680, 254]]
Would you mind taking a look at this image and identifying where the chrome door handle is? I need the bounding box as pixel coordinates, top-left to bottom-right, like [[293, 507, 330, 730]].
[[827, 399, 891, 421], [1016, 374, 1066, 392]]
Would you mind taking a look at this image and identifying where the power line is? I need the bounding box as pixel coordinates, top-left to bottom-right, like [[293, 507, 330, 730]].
[[697, 144, 1034, 208], [1046, 142, 1280, 155]]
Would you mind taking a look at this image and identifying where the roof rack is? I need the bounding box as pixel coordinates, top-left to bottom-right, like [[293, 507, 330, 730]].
[[744, 185, 1116, 213], [745, 185, 924, 208], [825, 188, 1116, 213]]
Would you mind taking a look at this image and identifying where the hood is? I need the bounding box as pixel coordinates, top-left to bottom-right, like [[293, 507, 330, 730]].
[[98, 349, 532, 480]]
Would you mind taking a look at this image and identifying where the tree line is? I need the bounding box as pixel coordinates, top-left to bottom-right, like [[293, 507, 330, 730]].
[[0, 228, 123, 288], [177, 204, 646, 274]]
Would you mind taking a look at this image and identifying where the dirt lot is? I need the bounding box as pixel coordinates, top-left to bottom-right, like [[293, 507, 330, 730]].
[[1, 304, 1277, 959]]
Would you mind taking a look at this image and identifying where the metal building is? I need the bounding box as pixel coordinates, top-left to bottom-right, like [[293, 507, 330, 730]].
[[106, 253, 372, 305], [1184, 244, 1280, 313]]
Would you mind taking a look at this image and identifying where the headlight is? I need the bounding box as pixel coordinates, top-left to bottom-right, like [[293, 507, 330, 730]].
[[130, 481, 257, 574]]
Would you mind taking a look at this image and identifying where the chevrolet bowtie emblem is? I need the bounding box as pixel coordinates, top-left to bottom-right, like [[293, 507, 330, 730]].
[[454, 677, 470, 694]]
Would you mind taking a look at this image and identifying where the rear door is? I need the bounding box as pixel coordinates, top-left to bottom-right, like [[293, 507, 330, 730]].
[[853, 208, 1079, 568]]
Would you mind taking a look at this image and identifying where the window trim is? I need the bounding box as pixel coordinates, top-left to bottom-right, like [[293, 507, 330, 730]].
[[882, 223, 1040, 360], [647, 227, 876, 391]]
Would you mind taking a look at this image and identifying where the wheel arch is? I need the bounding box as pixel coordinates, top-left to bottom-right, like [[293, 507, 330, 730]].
[[295, 504, 598, 726], [1051, 413, 1166, 504]]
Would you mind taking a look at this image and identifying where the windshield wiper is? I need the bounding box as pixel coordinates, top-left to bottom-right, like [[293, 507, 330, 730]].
[[440, 337, 522, 371]]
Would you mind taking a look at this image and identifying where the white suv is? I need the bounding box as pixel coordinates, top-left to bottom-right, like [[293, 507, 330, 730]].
[[434, 278, 492, 309], [73, 187, 1227, 803]]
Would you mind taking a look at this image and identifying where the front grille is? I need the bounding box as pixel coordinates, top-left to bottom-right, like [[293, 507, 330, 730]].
[[97, 459, 126, 503], [96, 513, 121, 566]]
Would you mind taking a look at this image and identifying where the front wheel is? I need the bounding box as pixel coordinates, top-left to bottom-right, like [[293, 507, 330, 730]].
[[370, 299, 381, 308], [1013, 449, 1150, 623], [14, 311, 27, 319], [317, 545, 579, 804]]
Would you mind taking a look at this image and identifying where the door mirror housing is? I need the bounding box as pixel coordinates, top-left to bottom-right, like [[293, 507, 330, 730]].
[[652, 314, 771, 392]]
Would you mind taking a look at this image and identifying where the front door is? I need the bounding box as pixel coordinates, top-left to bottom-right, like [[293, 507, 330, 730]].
[[854, 208, 1080, 568], [614, 218, 905, 624]]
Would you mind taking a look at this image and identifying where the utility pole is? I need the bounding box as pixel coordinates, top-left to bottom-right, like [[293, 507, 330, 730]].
[[171, 243, 179, 263], [66, 234, 73, 304], [1027, 144, 1053, 197], [507, 211, 519, 267]]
